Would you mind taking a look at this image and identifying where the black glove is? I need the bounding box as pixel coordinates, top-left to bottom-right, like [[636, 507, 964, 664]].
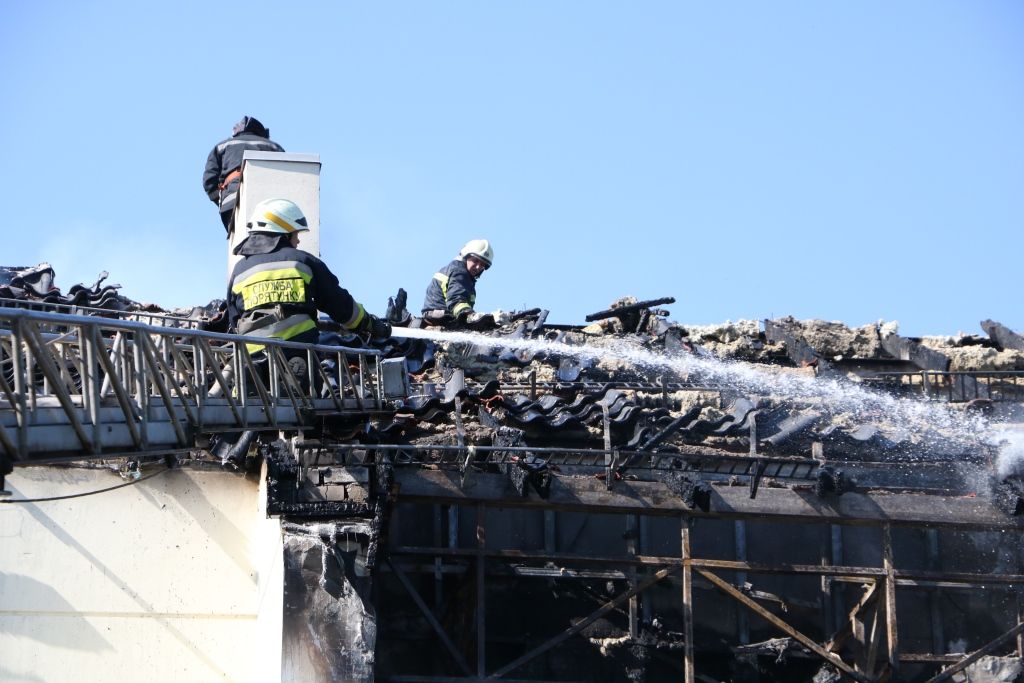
[[386, 288, 412, 326], [370, 315, 392, 340], [357, 314, 392, 340]]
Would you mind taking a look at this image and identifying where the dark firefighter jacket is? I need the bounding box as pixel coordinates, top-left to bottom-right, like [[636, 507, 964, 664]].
[[422, 258, 476, 315], [203, 117, 284, 216], [227, 233, 365, 352]]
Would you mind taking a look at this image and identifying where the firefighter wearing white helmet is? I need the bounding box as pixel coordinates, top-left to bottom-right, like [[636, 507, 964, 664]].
[[458, 239, 494, 268], [227, 198, 391, 353], [245, 197, 310, 234], [422, 239, 494, 324]]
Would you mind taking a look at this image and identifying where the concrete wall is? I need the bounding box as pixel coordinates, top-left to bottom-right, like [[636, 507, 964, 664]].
[[0, 466, 283, 683]]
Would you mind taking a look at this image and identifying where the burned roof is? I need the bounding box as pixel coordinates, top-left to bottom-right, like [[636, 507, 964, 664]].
[[301, 292, 1022, 505], [5, 267, 1022, 498]]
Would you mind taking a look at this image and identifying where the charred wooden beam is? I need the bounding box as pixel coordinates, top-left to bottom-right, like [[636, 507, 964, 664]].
[[664, 469, 711, 512], [584, 297, 675, 322], [695, 567, 869, 682], [878, 331, 949, 372], [923, 621, 1024, 683], [387, 558, 473, 677], [733, 637, 811, 658], [981, 319, 1024, 351], [763, 318, 833, 371], [749, 459, 767, 499], [816, 465, 853, 497], [488, 565, 679, 679], [825, 581, 878, 654], [392, 470, 1024, 530]]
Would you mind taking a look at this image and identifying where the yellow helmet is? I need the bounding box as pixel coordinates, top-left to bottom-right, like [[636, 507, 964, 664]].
[[247, 198, 309, 234], [458, 239, 494, 268]]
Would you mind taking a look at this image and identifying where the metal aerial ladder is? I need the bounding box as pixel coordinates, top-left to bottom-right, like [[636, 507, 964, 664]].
[[0, 305, 406, 470]]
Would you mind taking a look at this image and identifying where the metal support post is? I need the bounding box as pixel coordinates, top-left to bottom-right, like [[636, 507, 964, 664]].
[[682, 516, 694, 683], [882, 524, 899, 678], [626, 513, 639, 639], [476, 503, 486, 678], [735, 520, 750, 645]]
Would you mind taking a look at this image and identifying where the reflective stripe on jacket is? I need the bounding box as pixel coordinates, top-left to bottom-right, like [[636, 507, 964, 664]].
[[227, 240, 365, 352], [202, 133, 285, 212], [235, 312, 319, 353], [422, 258, 476, 315]]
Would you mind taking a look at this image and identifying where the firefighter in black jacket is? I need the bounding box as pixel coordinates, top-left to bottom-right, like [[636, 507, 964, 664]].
[[421, 239, 494, 325], [227, 198, 391, 354], [203, 116, 285, 233]]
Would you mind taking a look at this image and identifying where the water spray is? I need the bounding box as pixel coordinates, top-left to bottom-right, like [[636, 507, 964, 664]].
[[390, 326, 1013, 465]]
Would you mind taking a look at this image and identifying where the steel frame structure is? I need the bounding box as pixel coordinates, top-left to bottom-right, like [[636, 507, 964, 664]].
[[0, 307, 390, 464], [371, 467, 1024, 683], [864, 370, 1024, 403]]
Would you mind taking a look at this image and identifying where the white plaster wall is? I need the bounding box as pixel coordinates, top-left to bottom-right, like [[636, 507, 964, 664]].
[[228, 152, 322, 277], [0, 466, 283, 683]]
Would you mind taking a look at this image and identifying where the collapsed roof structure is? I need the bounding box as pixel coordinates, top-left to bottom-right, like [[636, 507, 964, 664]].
[[4, 265, 1024, 682]]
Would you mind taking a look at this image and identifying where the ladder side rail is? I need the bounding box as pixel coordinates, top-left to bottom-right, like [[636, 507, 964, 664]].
[[358, 353, 369, 410], [149, 331, 196, 428], [98, 330, 117, 399], [88, 325, 143, 450], [24, 319, 38, 415], [97, 327, 121, 397], [0, 334, 22, 412], [237, 342, 278, 429], [232, 340, 247, 423], [375, 355, 383, 410], [132, 329, 150, 447], [0, 309, 389, 455], [10, 322, 28, 458], [21, 322, 93, 453], [312, 347, 345, 413], [265, 345, 306, 424], [339, 350, 358, 404], [136, 333, 190, 447], [118, 332, 132, 398], [151, 336, 199, 430], [0, 309, 383, 360], [306, 347, 315, 400], [191, 334, 205, 426], [84, 321, 104, 454], [162, 337, 200, 425]]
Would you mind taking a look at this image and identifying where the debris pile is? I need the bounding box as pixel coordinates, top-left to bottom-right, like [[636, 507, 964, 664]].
[[0, 263, 157, 314], [345, 295, 1024, 501]]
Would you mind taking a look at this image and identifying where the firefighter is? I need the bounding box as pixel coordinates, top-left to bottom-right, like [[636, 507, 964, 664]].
[[227, 198, 391, 352], [203, 116, 285, 234], [421, 239, 494, 325]]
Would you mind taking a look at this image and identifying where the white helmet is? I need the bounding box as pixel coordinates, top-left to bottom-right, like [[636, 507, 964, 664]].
[[458, 239, 494, 268], [247, 198, 309, 234]]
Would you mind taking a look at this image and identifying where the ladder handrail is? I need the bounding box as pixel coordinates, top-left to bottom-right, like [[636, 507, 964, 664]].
[[0, 307, 389, 462], [0, 307, 382, 356]]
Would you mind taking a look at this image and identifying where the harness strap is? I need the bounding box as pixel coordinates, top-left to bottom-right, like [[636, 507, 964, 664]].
[[218, 168, 243, 191]]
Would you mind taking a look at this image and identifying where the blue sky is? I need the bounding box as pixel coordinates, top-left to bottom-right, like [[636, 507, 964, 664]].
[[2, 2, 1021, 337]]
